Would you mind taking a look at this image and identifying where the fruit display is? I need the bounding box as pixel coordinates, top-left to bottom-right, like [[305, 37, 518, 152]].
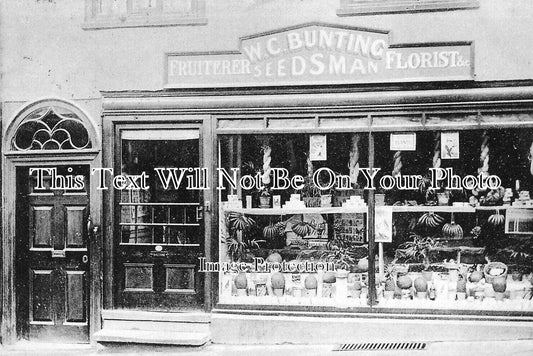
[[414, 277, 427, 292], [271, 272, 286, 290], [479, 187, 505, 205], [357, 257, 369, 272], [234, 273, 248, 289], [442, 214, 463, 239], [417, 212, 444, 228], [487, 210, 505, 226], [469, 271, 484, 283], [385, 278, 396, 292], [217, 130, 533, 314], [291, 221, 315, 237], [263, 223, 279, 239], [304, 275, 318, 290], [397, 275, 412, 289], [323, 272, 336, 284], [227, 212, 255, 231], [266, 252, 283, 264]]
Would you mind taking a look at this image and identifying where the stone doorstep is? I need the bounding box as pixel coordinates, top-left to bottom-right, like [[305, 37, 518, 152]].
[[102, 319, 211, 333], [94, 329, 210, 346], [101, 310, 211, 323]]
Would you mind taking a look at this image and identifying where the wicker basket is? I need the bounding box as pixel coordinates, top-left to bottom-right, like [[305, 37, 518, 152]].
[[483, 262, 508, 283]]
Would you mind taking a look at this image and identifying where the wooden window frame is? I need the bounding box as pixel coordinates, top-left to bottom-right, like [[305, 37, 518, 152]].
[[83, 0, 207, 30], [337, 0, 479, 16]]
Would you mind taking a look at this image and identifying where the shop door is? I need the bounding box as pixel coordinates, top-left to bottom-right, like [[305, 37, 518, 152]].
[[115, 129, 204, 311], [16, 165, 90, 343]]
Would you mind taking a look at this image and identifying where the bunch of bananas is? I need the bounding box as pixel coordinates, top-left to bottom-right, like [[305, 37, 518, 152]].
[[227, 212, 255, 231], [442, 221, 463, 239], [417, 212, 445, 228], [487, 211, 505, 226], [291, 221, 315, 237], [263, 224, 278, 239]]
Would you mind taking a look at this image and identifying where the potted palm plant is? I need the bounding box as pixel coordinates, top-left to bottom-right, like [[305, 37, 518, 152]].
[[394, 233, 437, 274], [224, 212, 264, 262]]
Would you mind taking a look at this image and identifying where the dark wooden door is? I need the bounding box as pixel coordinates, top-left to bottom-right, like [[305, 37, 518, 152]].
[[115, 129, 204, 311], [16, 165, 90, 343]]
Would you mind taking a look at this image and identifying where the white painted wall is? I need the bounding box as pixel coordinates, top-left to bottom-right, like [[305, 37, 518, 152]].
[[0, 0, 532, 106]]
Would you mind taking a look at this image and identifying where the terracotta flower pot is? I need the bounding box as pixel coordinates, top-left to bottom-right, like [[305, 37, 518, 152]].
[[273, 288, 284, 297], [271, 272, 286, 290], [469, 271, 484, 283], [259, 195, 271, 208], [416, 291, 427, 299], [492, 276, 507, 293], [307, 288, 317, 297]]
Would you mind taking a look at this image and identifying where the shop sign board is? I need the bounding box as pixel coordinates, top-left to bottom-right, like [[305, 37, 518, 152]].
[[166, 23, 473, 88]]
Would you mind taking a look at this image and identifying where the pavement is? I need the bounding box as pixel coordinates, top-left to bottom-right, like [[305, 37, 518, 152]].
[[2, 340, 533, 356]]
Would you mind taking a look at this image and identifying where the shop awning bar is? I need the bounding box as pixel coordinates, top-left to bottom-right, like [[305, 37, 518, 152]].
[[102, 85, 533, 115]]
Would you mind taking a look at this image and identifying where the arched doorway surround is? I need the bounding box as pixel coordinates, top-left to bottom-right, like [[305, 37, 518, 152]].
[[2, 98, 102, 344]]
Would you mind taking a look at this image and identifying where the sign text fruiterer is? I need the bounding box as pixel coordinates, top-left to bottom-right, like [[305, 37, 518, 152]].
[[166, 24, 473, 88]]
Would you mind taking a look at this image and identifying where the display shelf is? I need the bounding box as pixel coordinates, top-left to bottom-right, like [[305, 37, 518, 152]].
[[390, 205, 475, 213], [475, 205, 533, 211], [223, 207, 367, 215], [430, 246, 485, 254]]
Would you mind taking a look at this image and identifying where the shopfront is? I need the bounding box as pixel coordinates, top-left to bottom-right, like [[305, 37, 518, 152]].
[[96, 23, 533, 345]]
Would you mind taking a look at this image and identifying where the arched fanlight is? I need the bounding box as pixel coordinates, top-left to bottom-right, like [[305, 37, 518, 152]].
[[12, 106, 92, 151]]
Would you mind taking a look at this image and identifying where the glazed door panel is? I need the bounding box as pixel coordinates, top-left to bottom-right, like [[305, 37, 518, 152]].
[[17, 166, 90, 343], [115, 128, 204, 311]]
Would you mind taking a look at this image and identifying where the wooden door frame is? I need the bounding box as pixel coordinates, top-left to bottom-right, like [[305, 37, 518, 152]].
[[102, 115, 214, 312], [2, 153, 102, 345]]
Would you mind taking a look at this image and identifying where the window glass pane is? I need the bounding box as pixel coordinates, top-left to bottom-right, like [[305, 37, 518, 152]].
[[376, 128, 533, 313], [119, 130, 200, 245], [163, 0, 192, 13], [218, 133, 371, 308]]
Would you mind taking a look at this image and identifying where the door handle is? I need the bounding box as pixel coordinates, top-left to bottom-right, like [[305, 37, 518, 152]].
[[87, 214, 93, 234], [82, 255, 89, 264]]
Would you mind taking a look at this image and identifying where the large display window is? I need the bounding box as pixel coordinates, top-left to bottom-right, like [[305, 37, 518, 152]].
[[217, 134, 371, 308], [216, 123, 533, 314], [375, 128, 533, 313]]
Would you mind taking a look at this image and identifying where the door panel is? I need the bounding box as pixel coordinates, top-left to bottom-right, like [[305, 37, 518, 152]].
[[30, 270, 54, 323], [115, 129, 204, 311], [65, 206, 87, 247], [65, 270, 87, 322], [17, 165, 90, 343], [31, 206, 54, 248]]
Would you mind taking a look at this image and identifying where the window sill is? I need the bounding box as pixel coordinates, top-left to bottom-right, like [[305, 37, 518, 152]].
[[337, 0, 479, 16], [82, 15, 207, 30]]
